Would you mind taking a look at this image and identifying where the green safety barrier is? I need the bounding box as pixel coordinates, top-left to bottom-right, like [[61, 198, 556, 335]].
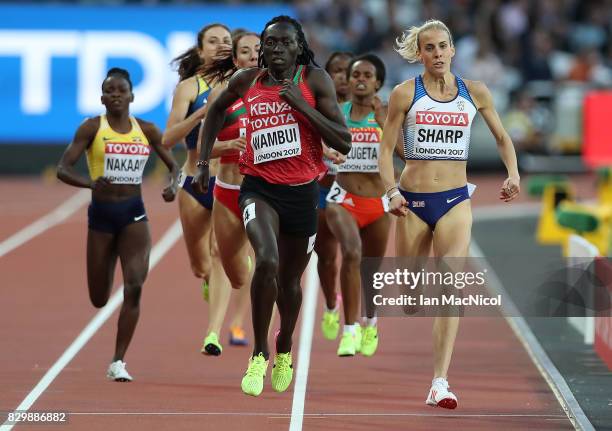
[[527, 175, 569, 197], [556, 203, 600, 233], [556, 201, 612, 255], [597, 167, 612, 183]]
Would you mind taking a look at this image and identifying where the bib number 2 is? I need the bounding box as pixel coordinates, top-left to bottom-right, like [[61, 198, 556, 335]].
[[325, 182, 346, 204]]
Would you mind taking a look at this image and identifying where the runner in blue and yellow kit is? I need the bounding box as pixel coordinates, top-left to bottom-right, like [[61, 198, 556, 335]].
[[196, 31, 261, 355], [162, 24, 235, 350]]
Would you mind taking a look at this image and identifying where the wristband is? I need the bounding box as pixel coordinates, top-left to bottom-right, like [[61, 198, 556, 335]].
[[385, 185, 398, 195], [388, 190, 401, 200], [196, 160, 209, 168], [385, 186, 399, 198]]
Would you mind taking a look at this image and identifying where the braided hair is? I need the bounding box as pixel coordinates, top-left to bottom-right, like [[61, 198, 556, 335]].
[[258, 15, 318, 69], [103, 67, 132, 91]]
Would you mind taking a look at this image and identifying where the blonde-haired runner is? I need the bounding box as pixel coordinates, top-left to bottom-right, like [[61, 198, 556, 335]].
[[396, 19, 453, 63], [379, 20, 520, 409]]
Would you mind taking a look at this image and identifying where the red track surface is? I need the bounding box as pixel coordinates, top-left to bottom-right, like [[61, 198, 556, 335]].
[[0, 176, 576, 430]]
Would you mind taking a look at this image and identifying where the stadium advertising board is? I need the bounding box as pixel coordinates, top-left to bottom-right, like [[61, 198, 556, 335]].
[[0, 4, 292, 144]]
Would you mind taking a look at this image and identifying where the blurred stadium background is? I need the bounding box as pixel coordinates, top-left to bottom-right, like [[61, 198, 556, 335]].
[[0, 0, 610, 173], [1, 2, 612, 429]]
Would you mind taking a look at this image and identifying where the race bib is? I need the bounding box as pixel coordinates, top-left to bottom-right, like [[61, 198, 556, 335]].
[[242, 202, 256, 228], [251, 123, 301, 164], [239, 116, 248, 138], [413, 111, 469, 159], [307, 234, 317, 253], [103, 141, 150, 184], [325, 181, 347, 204], [467, 182, 477, 197], [239, 117, 248, 156], [337, 142, 379, 173], [323, 156, 338, 175], [382, 194, 390, 212], [177, 170, 188, 188]]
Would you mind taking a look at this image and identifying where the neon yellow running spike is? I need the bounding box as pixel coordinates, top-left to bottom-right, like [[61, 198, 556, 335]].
[[271, 352, 293, 392], [321, 309, 340, 340], [360, 325, 378, 357], [337, 332, 356, 356], [355, 324, 363, 353], [241, 353, 268, 396], [202, 332, 222, 356], [202, 280, 209, 302]]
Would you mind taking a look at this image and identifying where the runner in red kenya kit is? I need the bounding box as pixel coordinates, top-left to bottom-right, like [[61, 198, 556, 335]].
[[193, 16, 351, 396]]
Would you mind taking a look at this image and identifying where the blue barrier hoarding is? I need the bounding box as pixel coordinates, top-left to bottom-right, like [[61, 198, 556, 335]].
[[0, 4, 293, 144]]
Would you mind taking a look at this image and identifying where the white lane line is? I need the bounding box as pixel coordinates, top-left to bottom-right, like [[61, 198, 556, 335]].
[[472, 202, 540, 221], [470, 240, 594, 431], [0, 219, 183, 431], [63, 412, 566, 418], [289, 253, 319, 431], [0, 189, 89, 258]]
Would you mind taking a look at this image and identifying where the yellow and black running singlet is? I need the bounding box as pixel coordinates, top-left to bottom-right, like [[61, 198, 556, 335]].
[[86, 115, 150, 185]]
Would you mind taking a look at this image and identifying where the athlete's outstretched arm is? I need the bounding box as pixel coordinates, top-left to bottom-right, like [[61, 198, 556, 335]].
[[139, 120, 179, 202], [193, 68, 257, 194], [470, 81, 520, 202], [197, 85, 247, 159], [322, 144, 346, 164], [380, 82, 411, 216], [280, 67, 351, 155], [162, 79, 208, 149], [56, 118, 107, 190]]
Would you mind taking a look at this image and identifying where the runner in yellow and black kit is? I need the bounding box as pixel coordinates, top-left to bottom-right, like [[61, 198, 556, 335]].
[[57, 68, 179, 382], [325, 54, 390, 358]]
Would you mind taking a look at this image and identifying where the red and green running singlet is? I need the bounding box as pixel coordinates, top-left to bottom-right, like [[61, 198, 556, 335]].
[[240, 65, 326, 185], [218, 99, 248, 165]]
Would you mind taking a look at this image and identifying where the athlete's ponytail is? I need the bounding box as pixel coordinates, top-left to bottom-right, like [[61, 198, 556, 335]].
[[172, 47, 201, 82], [395, 19, 453, 63]]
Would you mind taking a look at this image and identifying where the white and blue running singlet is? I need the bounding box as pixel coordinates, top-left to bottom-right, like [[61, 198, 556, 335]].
[[403, 75, 477, 161]]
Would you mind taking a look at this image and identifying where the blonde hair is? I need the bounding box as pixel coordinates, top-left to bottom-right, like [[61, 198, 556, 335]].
[[395, 19, 454, 63]]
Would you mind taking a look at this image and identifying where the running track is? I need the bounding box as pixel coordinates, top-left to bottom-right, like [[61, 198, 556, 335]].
[[0, 176, 577, 430]]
